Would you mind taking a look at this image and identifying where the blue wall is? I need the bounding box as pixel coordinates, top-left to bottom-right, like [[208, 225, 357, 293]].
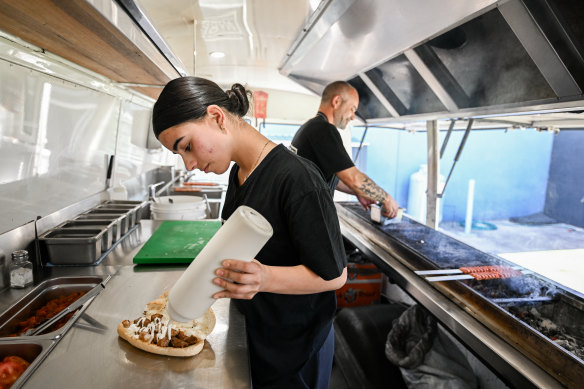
[[351, 127, 554, 223], [261, 122, 555, 224], [544, 129, 584, 227]]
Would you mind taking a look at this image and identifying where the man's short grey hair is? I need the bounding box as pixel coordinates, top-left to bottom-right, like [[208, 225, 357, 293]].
[[321, 81, 357, 104]]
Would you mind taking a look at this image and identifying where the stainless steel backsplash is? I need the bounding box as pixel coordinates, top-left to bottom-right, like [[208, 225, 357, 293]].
[[0, 35, 177, 236]]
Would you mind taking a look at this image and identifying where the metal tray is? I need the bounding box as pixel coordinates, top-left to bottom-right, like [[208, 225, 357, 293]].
[[73, 215, 122, 241], [94, 205, 138, 227], [102, 200, 145, 206], [0, 339, 56, 389], [0, 276, 109, 339], [103, 200, 147, 212], [100, 201, 147, 223], [57, 221, 114, 251], [39, 228, 106, 264], [82, 210, 129, 235]]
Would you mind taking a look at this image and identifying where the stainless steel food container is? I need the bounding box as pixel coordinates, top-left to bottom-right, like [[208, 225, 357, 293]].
[[102, 200, 147, 223], [81, 211, 129, 235], [57, 220, 114, 251], [39, 228, 106, 265], [0, 276, 108, 339], [0, 339, 56, 389], [0, 276, 109, 388], [72, 215, 122, 241], [94, 204, 139, 227]]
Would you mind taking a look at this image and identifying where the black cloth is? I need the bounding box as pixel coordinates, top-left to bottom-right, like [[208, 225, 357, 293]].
[[385, 304, 437, 369], [334, 304, 408, 388], [291, 112, 354, 196], [385, 305, 478, 388], [221, 144, 347, 388]]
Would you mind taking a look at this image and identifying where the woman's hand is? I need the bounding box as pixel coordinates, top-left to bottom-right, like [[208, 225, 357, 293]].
[[212, 259, 267, 300]]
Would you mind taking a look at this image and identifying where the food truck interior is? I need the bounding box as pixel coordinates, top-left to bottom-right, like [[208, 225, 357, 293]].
[[0, 1, 582, 388]]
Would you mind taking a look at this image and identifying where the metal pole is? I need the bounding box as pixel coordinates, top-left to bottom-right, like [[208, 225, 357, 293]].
[[464, 179, 476, 234], [355, 125, 369, 162], [440, 119, 474, 197], [440, 119, 456, 158], [426, 120, 439, 229]]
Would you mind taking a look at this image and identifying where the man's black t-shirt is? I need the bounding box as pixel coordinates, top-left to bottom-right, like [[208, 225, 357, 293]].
[[221, 144, 346, 385], [291, 112, 354, 196]]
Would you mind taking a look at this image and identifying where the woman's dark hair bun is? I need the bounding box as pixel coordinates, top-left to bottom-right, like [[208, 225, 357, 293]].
[[153, 77, 252, 138], [225, 83, 250, 117]]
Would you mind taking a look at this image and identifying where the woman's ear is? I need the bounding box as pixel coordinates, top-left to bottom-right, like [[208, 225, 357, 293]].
[[206, 105, 227, 131]]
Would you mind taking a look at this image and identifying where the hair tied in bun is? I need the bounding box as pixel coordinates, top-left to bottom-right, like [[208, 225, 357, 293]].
[[226, 84, 250, 117]]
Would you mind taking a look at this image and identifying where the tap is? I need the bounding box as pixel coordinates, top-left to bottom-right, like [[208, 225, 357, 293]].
[[148, 181, 165, 202], [182, 170, 198, 183]]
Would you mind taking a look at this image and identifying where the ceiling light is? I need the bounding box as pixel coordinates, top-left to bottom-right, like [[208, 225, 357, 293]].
[[209, 51, 225, 59]]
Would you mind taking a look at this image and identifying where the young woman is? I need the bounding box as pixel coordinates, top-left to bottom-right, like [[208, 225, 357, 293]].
[[152, 77, 347, 389]]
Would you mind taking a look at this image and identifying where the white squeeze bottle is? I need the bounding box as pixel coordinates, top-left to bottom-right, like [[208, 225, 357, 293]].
[[167, 205, 273, 321]]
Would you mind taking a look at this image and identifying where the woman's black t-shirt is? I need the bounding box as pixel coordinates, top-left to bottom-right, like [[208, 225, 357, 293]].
[[221, 144, 346, 384]]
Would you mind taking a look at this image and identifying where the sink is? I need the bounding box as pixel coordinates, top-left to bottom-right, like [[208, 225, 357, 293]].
[[172, 186, 224, 199], [163, 187, 224, 219]]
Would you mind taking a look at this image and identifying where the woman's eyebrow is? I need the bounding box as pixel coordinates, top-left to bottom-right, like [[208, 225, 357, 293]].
[[173, 136, 184, 152]]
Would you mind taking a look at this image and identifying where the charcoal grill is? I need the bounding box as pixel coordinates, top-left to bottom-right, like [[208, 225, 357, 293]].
[[337, 202, 583, 389]]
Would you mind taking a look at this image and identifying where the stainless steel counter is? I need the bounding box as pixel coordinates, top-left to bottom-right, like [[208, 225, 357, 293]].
[[0, 220, 250, 389]]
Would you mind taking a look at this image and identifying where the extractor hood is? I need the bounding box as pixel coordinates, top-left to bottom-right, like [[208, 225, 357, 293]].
[[280, 0, 584, 123], [0, 0, 185, 100]]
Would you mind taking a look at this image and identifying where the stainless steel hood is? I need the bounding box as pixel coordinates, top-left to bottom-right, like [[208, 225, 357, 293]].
[[280, 0, 584, 122], [0, 0, 185, 100]]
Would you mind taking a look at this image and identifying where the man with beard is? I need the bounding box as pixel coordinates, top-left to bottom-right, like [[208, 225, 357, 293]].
[[291, 81, 399, 218]]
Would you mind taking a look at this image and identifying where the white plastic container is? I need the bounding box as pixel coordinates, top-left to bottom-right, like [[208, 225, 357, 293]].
[[107, 184, 128, 200], [167, 205, 273, 321], [152, 208, 206, 221], [151, 196, 207, 220], [407, 165, 445, 224]]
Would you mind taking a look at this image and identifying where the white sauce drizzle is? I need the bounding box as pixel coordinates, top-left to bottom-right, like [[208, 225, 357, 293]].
[[130, 314, 196, 344], [126, 297, 200, 344]]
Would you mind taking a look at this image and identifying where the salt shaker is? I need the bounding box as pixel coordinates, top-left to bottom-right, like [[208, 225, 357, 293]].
[[9, 250, 33, 288]]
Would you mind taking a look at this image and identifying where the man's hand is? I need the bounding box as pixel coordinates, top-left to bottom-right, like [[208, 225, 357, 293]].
[[382, 195, 399, 218], [357, 195, 375, 210]]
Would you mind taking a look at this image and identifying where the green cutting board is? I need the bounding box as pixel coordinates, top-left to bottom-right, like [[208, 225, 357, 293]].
[[133, 220, 221, 264]]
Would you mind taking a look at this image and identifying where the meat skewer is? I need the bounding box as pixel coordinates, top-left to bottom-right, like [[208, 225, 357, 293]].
[[460, 265, 516, 274], [415, 265, 519, 276], [425, 268, 528, 282], [469, 269, 523, 280]]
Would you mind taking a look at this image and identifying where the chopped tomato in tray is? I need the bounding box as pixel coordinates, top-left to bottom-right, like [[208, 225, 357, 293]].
[[0, 356, 29, 389]]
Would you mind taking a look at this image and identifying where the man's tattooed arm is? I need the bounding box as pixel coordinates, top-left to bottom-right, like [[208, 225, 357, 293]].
[[357, 176, 388, 202]]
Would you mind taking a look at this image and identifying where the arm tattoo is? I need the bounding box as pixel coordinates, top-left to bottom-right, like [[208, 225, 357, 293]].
[[358, 177, 388, 202]]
